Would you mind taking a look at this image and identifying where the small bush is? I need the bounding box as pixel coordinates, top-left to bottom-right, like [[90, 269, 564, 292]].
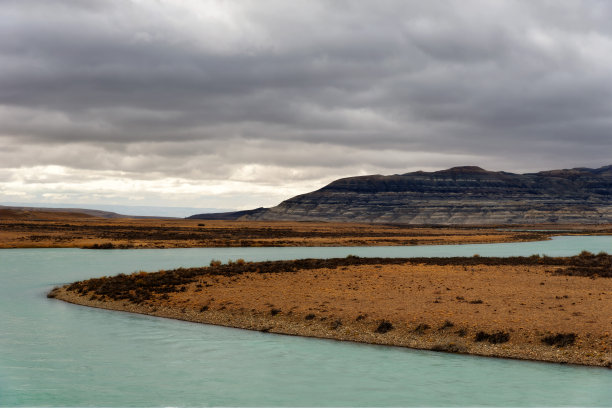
[[488, 332, 510, 343], [431, 343, 465, 353], [375, 320, 394, 334], [86, 242, 115, 249], [209, 259, 222, 267], [455, 328, 467, 337], [542, 333, 576, 347], [439, 320, 455, 330], [270, 308, 281, 316], [305, 313, 316, 320], [414, 323, 430, 334], [474, 331, 489, 342], [475, 331, 510, 344], [330, 319, 342, 330]]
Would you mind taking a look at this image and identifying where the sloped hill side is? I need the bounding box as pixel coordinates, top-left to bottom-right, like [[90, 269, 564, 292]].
[[0, 208, 97, 220], [187, 207, 267, 220], [241, 166, 612, 224], [0, 205, 127, 219]]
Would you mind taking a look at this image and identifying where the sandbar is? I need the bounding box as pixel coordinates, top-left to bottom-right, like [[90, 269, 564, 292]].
[[51, 255, 612, 367]]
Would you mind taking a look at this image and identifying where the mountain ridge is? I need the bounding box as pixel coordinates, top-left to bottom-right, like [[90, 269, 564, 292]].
[[190, 165, 612, 224]]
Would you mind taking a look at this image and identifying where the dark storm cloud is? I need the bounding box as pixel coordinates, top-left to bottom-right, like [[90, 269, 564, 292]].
[[2, 0, 612, 188]]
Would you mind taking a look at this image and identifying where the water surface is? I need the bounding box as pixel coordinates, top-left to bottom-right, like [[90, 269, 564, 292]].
[[1, 236, 611, 406]]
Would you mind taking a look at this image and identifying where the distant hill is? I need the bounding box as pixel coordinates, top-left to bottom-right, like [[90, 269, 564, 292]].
[[187, 207, 268, 220], [0, 205, 170, 219], [0, 206, 107, 220], [0, 202, 230, 218], [192, 165, 612, 224]]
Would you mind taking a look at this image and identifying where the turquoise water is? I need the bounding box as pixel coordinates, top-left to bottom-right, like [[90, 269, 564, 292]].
[[1, 236, 611, 406]]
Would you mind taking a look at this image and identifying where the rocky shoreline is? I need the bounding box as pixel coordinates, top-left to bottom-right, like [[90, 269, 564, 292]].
[[49, 255, 612, 368]]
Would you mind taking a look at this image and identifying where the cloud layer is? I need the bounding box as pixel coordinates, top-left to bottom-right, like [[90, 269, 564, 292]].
[[2, 1, 612, 208]]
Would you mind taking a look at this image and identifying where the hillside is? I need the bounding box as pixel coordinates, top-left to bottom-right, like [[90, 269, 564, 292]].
[[0, 207, 104, 220], [0, 205, 170, 220], [193, 166, 612, 224]]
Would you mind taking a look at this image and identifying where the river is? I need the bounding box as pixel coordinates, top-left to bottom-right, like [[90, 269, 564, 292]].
[[1, 236, 611, 406]]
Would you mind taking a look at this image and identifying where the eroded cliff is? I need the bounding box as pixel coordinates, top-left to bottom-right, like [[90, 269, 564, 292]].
[[239, 166, 612, 224]]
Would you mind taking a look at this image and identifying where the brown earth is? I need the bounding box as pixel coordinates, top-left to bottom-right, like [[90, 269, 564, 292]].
[[51, 255, 612, 367], [2, 209, 611, 248]]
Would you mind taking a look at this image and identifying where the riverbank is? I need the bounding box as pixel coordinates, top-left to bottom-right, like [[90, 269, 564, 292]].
[[51, 255, 612, 367]]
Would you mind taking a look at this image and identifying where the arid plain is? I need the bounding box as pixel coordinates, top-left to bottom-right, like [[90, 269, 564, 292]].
[[2, 207, 611, 249]]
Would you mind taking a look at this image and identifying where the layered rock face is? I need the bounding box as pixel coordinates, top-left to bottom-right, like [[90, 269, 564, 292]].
[[242, 166, 612, 224]]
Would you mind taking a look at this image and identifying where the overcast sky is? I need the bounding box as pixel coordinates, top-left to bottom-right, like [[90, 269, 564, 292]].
[[2, 0, 612, 211]]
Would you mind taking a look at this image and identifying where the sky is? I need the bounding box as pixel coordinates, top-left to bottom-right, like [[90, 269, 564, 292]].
[[2, 0, 612, 211]]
